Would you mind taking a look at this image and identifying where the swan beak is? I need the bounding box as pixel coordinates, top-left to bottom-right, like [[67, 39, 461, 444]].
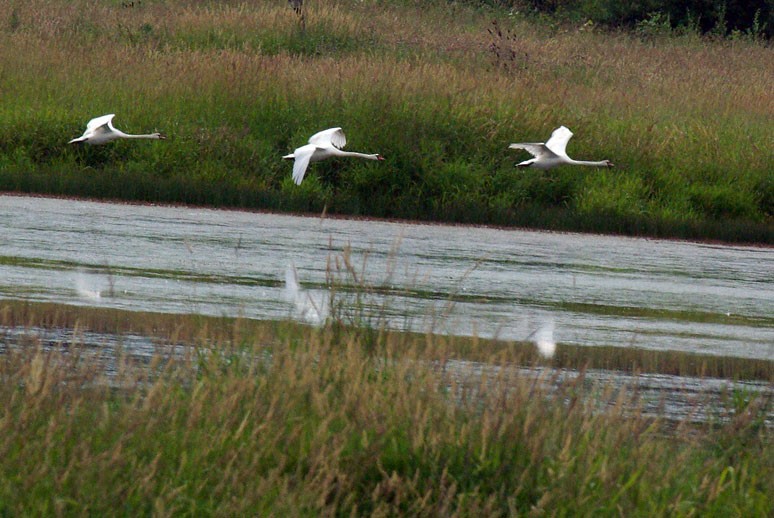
[[377, 155, 385, 161], [608, 162, 615, 168], [158, 133, 167, 140]]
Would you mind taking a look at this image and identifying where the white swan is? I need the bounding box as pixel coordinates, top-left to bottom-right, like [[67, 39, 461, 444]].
[[283, 127, 384, 185], [69, 114, 166, 145], [509, 126, 613, 170]]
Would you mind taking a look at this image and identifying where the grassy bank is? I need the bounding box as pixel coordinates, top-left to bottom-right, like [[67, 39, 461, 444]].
[[0, 0, 771, 243], [1, 301, 772, 515]]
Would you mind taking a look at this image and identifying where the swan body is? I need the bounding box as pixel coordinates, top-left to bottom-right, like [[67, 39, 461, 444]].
[[283, 127, 384, 185], [509, 126, 613, 170], [69, 114, 165, 145]]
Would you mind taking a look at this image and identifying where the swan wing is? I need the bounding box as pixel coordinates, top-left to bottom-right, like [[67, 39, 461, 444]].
[[85, 114, 116, 132], [508, 142, 554, 159], [544, 125, 573, 157], [292, 146, 315, 185], [308, 127, 346, 149]]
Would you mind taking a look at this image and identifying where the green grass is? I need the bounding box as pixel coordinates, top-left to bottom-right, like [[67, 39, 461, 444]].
[[0, 0, 772, 243], [1, 300, 771, 515]]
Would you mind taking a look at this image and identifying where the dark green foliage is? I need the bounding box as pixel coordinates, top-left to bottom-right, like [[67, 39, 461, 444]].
[[484, 0, 771, 37]]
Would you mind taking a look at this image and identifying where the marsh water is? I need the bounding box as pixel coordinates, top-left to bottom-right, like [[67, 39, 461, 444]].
[[1, 194, 771, 360], [1, 194, 772, 424]]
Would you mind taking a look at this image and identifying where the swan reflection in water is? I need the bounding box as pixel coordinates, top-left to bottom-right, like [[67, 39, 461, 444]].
[[284, 266, 329, 326]]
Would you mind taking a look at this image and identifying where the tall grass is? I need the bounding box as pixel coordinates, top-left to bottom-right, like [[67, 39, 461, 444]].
[[1, 302, 771, 514], [0, 0, 771, 242], [3, 299, 773, 382]]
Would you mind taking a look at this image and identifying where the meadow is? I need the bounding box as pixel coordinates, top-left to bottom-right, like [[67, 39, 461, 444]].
[[1, 2, 772, 513], [0, 0, 771, 242], [1, 300, 772, 515]]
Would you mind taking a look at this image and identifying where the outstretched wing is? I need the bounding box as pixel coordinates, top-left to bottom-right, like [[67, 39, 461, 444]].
[[544, 126, 573, 157], [508, 142, 554, 159], [308, 127, 346, 149], [292, 146, 315, 185], [85, 114, 115, 132]]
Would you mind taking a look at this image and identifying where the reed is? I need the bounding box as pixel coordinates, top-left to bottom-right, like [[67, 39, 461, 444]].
[[1, 301, 771, 515], [3, 300, 772, 382], [0, 0, 771, 242]]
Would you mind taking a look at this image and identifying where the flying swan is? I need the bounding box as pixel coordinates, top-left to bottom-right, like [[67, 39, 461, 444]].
[[509, 126, 613, 170], [283, 127, 384, 185], [69, 114, 166, 145]]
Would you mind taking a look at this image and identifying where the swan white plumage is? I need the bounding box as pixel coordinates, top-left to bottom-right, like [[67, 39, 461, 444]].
[[509, 126, 613, 170], [283, 127, 384, 185], [69, 114, 166, 145]]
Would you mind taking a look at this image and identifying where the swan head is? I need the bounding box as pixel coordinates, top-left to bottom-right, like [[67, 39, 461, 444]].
[[376, 154, 385, 161], [153, 132, 167, 140], [603, 160, 614, 168]]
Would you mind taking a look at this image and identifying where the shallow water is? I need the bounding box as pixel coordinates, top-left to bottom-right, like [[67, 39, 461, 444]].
[[2, 324, 769, 427], [1, 194, 772, 360]]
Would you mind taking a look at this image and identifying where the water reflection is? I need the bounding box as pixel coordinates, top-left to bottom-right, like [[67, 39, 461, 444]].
[[2, 324, 770, 428], [1, 194, 772, 360]]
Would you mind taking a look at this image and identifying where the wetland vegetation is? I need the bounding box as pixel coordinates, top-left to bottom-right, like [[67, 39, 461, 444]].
[[1, 300, 772, 515], [0, 0, 771, 243], [1, 1, 772, 513]]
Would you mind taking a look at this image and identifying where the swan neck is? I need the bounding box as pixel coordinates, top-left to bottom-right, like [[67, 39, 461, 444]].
[[337, 151, 378, 159], [569, 159, 608, 167], [123, 133, 161, 140]]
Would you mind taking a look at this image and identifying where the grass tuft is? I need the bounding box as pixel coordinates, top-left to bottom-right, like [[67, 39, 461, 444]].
[[1, 299, 771, 515]]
